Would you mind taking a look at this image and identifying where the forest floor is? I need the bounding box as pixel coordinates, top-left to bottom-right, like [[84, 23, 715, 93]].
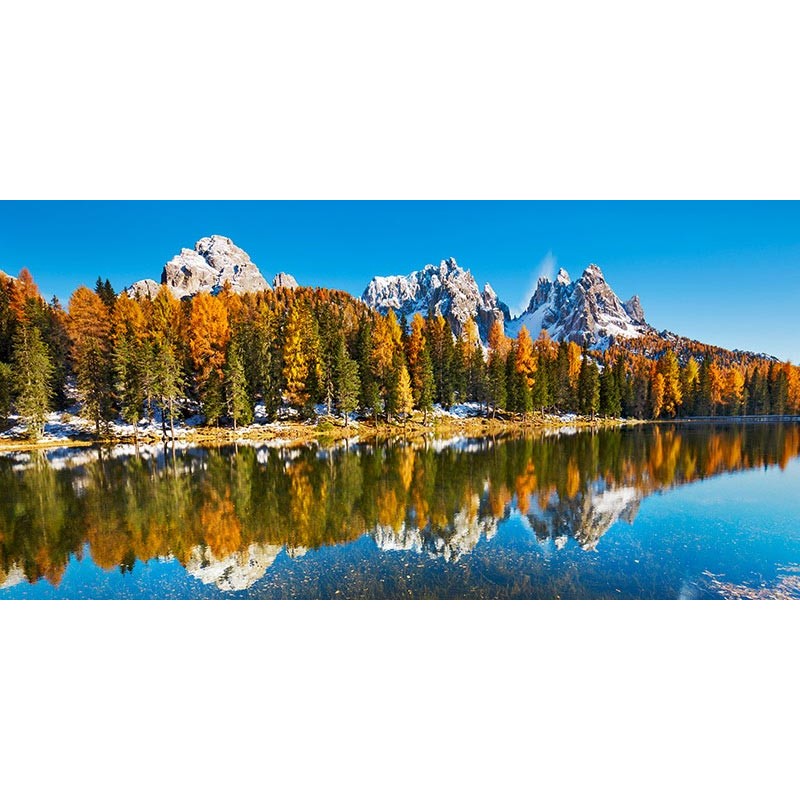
[[0, 405, 638, 453]]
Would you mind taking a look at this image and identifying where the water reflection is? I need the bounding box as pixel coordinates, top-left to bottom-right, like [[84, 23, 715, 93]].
[[1, 423, 799, 597]]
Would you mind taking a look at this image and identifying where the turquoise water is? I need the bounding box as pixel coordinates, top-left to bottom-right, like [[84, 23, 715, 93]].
[[1, 424, 799, 599]]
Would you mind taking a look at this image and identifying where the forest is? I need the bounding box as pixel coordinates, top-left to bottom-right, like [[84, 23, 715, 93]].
[[1, 268, 799, 439]]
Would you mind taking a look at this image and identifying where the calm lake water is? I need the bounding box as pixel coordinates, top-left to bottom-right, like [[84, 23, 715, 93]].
[[1, 423, 799, 599]]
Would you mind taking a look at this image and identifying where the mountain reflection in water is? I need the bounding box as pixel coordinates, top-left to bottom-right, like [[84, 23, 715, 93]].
[[1, 423, 799, 599]]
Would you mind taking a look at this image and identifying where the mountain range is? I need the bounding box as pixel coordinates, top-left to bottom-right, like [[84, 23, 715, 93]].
[[122, 234, 687, 352]]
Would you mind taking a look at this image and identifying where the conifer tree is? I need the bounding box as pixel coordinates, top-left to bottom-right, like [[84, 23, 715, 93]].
[[651, 372, 665, 418], [0, 362, 11, 425], [418, 347, 435, 424], [112, 293, 147, 442], [189, 293, 230, 424], [599, 365, 621, 417], [68, 286, 114, 435], [393, 364, 414, 429], [225, 339, 252, 429], [335, 339, 360, 426], [577, 353, 600, 417], [486, 319, 508, 416], [657, 350, 683, 417], [11, 324, 53, 439], [152, 340, 183, 439]]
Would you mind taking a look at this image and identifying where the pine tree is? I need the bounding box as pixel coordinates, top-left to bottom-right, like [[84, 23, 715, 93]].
[[486, 319, 509, 416], [225, 339, 252, 429], [553, 340, 572, 411], [112, 294, 147, 443], [335, 339, 360, 426], [0, 362, 11, 425], [152, 340, 183, 439], [11, 324, 53, 439], [599, 365, 621, 417], [417, 346, 435, 424], [577, 353, 600, 417]]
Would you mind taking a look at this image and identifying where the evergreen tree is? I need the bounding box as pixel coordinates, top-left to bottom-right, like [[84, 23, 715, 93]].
[[225, 339, 253, 429], [696, 358, 714, 416], [577, 354, 600, 417], [95, 277, 116, 310], [152, 340, 183, 439], [0, 362, 11, 425], [599, 365, 621, 417], [335, 339, 361, 426], [11, 324, 53, 439]]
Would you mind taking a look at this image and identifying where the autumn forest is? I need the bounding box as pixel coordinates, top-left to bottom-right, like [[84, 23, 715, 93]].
[[1, 268, 799, 440]]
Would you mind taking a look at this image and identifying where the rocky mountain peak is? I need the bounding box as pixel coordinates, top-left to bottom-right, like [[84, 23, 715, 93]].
[[508, 263, 649, 348], [623, 295, 646, 325], [273, 272, 299, 289], [362, 258, 509, 342], [127, 235, 269, 300]]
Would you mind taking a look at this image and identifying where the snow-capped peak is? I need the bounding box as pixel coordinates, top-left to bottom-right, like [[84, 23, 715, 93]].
[[507, 263, 649, 348], [362, 258, 510, 342]]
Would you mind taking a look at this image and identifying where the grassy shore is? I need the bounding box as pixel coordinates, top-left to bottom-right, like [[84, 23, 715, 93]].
[[0, 412, 639, 453]]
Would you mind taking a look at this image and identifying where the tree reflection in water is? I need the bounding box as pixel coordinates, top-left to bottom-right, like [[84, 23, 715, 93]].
[[1, 423, 799, 595]]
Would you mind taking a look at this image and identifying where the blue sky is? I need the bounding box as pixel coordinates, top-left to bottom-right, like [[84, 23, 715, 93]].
[[1, 201, 798, 362]]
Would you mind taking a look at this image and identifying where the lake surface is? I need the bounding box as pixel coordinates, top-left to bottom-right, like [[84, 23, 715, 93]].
[[1, 423, 799, 599]]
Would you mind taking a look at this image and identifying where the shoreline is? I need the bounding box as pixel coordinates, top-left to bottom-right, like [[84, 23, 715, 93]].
[[0, 413, 638, 453]]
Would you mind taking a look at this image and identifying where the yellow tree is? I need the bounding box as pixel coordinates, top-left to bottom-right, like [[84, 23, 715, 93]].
[[657, 350, 683, 417], [189, 293, 230, 424], [514, 326, 536, 390], [725, 366, 745, 413], [651, 372, 665, 418], [395, 364, 414, 429], [567, 341, 583, 394], [68, 286, 113, 434], [282, 302, 321, 410]]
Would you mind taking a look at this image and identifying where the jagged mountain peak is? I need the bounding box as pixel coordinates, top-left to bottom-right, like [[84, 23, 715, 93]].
[[508, 263, 649, 348], [127, 235, 269, 299], [362, 258, 509, 342]]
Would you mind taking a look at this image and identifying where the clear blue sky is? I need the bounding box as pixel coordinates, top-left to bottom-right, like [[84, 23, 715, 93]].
[[1, 201, 798, 362]]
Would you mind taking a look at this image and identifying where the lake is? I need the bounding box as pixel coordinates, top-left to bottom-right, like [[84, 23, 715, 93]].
[[1, 422, 799, 599]]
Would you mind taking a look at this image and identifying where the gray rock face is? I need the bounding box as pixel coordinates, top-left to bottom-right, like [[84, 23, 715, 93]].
[[623, 295, 646, 325], [507, 264, 649, 348], [126, 278, 162, 300], [161, 235, 270, 298], [362, 258, 510, 342], [272, 272, 299, 289]]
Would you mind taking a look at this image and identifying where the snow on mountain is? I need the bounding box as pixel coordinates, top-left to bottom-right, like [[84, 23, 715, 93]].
[[506, 263, 649, 348], [127, 235, 270, 299], [361, 258, 510, 342]]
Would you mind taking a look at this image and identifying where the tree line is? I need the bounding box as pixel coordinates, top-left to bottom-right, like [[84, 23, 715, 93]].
[[1, 268, 799, 438]]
